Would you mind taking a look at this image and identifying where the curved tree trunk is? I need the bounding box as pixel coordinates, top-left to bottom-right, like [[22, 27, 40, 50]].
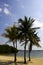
[[29, 42, 32, 61], [24, 43, 26, 63]]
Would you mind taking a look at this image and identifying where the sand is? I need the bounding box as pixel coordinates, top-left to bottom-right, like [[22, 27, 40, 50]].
[[0, 55, 43, 65]]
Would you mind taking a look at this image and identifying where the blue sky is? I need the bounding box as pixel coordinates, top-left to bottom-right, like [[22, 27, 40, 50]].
[[0, 0, 43, 50]]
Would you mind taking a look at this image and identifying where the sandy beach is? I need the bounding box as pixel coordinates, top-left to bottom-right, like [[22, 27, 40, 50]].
[[0, 55, 43, 65]]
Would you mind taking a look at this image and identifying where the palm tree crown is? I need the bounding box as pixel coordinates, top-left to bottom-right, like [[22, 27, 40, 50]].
[[2, 25, 18, 44]]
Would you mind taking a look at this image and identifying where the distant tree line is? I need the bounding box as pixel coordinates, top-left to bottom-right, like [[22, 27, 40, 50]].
[[0, 44, 18, 54]]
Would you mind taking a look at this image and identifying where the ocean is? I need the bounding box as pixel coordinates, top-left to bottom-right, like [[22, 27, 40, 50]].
[[16, 50, 43, 58]]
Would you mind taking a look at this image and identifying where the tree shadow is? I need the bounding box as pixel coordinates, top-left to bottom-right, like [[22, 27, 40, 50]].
[[0, 61, 28, 65], [0, 59, 34, 65], [27, 59, 33, 63], [15, 61, 28, 65], [0, 61, 14, 65]]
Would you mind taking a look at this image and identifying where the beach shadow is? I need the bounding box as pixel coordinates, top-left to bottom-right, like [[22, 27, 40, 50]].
[[0, 60, 34, 65], [16, 61, 28, 65], [26, 59, 34, 65], [0, 61, 14, 65], [0, 61, 28, 65]]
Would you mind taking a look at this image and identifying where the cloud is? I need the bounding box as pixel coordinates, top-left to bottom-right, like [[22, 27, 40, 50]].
[[3, 7, 15, 16], [34, 20, 43, 30], [4, 8, 10, 15], [34, 20, 43, 27], [0, 8, 2, 12], [3, 7, 16, 20], [4, 3, 9, 7]]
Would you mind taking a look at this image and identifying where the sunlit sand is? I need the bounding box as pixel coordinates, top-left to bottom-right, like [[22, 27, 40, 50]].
[[0, 55, 43, 65]]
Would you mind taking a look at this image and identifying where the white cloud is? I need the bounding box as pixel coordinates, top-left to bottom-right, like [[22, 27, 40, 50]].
[[4, 3, 9, 7], [3, 7, 16, 18], [0, 8, 2, 12], [33, 20, 43, 30], [4, 8, 10, 15]]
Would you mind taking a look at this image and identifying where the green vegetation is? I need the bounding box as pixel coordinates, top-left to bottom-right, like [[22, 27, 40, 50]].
[[0, 44, 18, 54]]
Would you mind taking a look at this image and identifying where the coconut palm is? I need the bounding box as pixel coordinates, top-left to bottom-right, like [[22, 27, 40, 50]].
[[2, 25, 18, 62], [18, 16, 34, 63], [18, 16, 40, 63], [28, 31, 40, 61]]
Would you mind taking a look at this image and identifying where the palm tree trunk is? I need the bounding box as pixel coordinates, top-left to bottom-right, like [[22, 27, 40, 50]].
[[24, 43, 26, 63], [15, 40, 17, 62], [14, 53, 16, 62], [29, 42, 32, 61], [29, 50, 31, 61], [13, 42, 16, 62]]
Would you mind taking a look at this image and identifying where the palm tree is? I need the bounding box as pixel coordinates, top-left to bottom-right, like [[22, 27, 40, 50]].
[[18, 16, 40, 63], [28, 31, 40, 61], [2, 25, 18, 62], [18, 16, 34, 63]]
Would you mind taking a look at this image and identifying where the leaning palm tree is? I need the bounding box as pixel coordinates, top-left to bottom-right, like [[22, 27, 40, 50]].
[[18, 16, 40, 63], [2, 25, 18, 62]]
